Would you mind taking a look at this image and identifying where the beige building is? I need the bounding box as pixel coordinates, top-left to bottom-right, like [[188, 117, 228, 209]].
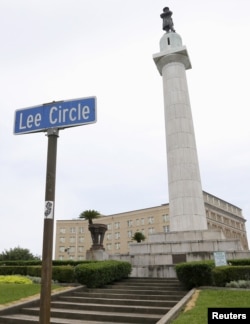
[[54, 191, 248, 260]]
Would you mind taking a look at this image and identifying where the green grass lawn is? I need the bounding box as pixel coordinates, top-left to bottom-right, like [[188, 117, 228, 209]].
[[0, 284, 60, 305], [171, 289, 250, 324]]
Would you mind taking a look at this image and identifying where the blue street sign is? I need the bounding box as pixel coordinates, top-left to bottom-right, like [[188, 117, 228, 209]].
[[14, 97, 96, 134]]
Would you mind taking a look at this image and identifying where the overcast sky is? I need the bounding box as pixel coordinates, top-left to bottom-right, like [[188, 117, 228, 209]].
[[0, 0, 249, 257]]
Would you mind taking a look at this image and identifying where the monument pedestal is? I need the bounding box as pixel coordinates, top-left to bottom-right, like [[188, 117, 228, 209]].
[[86, 249, 109, 261], [125, 230, 250, 277]]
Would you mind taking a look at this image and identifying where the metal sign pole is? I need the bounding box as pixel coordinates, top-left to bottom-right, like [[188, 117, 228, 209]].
[[39, 128, 59, 324], [13, 96, 96, 322]]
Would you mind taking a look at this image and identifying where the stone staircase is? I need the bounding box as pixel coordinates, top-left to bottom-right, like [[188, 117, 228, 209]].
[[0, 278, 188, 324]]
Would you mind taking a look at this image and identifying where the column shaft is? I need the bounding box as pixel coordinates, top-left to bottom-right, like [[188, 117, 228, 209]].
[[162, 61, 207, 231]]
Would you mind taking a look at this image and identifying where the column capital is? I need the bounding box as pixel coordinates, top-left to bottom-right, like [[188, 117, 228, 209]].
[[153, 47, 191, 75]]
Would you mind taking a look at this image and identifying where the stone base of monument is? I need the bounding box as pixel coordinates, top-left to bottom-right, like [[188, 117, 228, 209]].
[[110, 230, 250, 278], [86, 249, 109, 261]]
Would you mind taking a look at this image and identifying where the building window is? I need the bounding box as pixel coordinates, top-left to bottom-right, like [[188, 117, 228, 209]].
[[59, 228, 66, 234], [136, 219, 140, 226], [128, 230, 133, 238], [231, 220, 235, 227], [163, 225, 170, 233], [127, 220, 133, 227], [148, 227, 154, 234], [79, 236, 84, 243], [114, 222, 120, 229], [162, 214, 169, 223], [107, 233, 112, 240], [69, 246, 75, 253], [107, 224, 112, 230], [217, 215, 222, 222], [78, 246, 84, 253], [115, 232, 120, 239], [141, 218, 145, 225], [59, 237, 65, 243], [211, 212, 216, 220], [148, 216, 154, 224], [69, 236, 75, 243], [70, 227, 76, 234], [107, 243, 112, 251], [59, 246, 65, 253], [115, 242, 120, 250], [79, 227, 84, 234]]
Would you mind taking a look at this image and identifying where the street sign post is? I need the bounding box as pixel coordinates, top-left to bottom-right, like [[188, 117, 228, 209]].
[[14, 97, 97, 324], [39, 128, 58, 324], [14, 96, 96, 134]]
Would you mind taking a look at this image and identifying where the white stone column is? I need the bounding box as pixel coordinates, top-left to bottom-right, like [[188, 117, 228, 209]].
[[153, 32, 207, 231]]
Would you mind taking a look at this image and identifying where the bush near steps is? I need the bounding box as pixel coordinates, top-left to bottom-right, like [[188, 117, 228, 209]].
[[175, 259, 250, 289], [75, 260, 132, 288], [0, 260, 131, 287]]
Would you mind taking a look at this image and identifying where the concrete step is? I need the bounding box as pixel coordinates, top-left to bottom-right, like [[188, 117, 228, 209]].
[[76, 289, 185, 300], [51, 300, 170, 315], [113, 281, 183, 286], [120, 278, 179, 284], [81, 288, 186, 297], [0, 313, 132, 324], [74, 291, 185, 301], [59, 295, 178, 307], [120, 278, 179, 282], [0, 278, 188, 324], [107, 283, 185, 291], [22, 307, 162, 323], [74, 291, 184, 301]]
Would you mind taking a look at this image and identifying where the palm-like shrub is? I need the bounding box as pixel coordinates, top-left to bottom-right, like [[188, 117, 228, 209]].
[[79, 210, 101, 225]]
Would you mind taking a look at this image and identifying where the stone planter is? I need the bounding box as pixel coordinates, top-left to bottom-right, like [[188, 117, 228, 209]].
[[88, 223, 107, 250]]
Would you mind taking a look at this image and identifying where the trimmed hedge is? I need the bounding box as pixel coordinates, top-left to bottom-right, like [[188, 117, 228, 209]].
[[0, 265, 74, 283], [52, 266, 75, 283], [212, 266, 250, 287], [0, 260, 131, 286], [175, 259, 250, 289], [0, 260, 96, 267], [75, 260, 132, 288], [52, 260, 97, 266], [175, 261, 214, 289], [26, 266, 41, 277], [0, 266, 28, 276], [0, 266, 41, 277], [227, 259, 250, 266], [0, 260, 41, 266]]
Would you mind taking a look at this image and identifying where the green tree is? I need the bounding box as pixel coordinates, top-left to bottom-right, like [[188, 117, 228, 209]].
[[0, 246, 40, 261], [79, 209, 101, 225], [132, 232, 146, 243]]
